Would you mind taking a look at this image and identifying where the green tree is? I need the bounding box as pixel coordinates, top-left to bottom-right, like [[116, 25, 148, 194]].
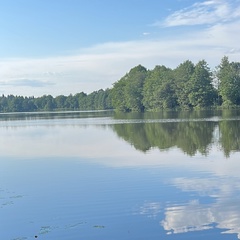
[[86, 91, 97, 109], [55, 95, 67, 110], [103, 88, 113, 109], [174, 60, 195, 109], [65, 94, 79, 109], [93, 89, 105, 109], [22, 97, 37, 111], [217, 56, 240, 106], [75, 92, 87, 110], [143, 65, 177, 110], [0, 95, 8, 112], [188, 60, 216, 107], [111, 65, 147, 112], [43, 95, 56, 111], [124, 65, 147, 111], [111, 74, 129, 111]]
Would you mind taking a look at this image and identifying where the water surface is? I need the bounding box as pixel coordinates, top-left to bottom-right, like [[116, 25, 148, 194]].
[[0, 110, 240, 240]]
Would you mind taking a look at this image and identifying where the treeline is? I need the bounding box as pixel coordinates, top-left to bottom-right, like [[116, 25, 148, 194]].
[[0, 56, 240, 112], [111, 56, 240, 111], [0, 89, 112, 112]]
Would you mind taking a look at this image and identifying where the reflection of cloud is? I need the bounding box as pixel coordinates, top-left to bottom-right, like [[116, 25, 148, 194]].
[[139, 202, 161, 218], [162, 201, 214, 234], [171, 177, 225, 198], [161, 175, 240, 238], [170, 177, 240, 198], [161, 199, 240, 238]]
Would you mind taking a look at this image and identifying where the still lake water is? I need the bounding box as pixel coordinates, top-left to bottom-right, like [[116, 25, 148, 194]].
[[0, 110, 240, 240]]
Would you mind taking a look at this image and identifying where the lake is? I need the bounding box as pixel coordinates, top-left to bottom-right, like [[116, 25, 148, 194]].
[[1, 109, 240, 240]]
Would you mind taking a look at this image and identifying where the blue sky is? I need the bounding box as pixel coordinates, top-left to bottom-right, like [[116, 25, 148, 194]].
[[0, 0, 240, 96]]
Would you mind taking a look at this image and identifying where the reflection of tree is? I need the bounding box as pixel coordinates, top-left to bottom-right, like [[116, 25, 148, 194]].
[[219, 120, 240, 157], [145, 123, 177, 150], [111, 121, 216, 156], [113, 123, 151, 152], [175, 121, 216, 156], [0, 110, 114, 121], [111, 110, 240, 157]]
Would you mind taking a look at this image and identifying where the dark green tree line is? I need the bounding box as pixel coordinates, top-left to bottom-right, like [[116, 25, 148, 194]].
[[111, 57, 239, 111], [0, 89, 112, 112]]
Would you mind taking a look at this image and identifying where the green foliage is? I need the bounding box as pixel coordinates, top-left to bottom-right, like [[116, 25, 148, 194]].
[[124, 65, 147, 111], [112, 59, 220, 112], [0, 89, 113, 113], [111, 76, 129, 112], [143, 65, 177, 110], [111, 65, 147, 112], [187, 60, 216, 108], [217, 56, 240, 106], [174, 60, 195, 108]]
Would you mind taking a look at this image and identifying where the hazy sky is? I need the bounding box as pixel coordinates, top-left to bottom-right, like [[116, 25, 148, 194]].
[[0, 0, 240, 97]]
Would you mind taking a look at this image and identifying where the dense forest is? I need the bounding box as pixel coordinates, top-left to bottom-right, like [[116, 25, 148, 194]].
[[0, 56, 240, 112]]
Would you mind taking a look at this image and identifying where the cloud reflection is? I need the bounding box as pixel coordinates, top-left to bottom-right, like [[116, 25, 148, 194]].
[[160, 176, 240, 238], [139, 202, 162, 218], [161, 199, 240, 238]]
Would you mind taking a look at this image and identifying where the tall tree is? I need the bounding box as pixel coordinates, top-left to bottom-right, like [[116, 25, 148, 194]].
[[174, 60, 195, 109], [143, 65, 177, 110], [111, 65, 147, 112], [111, 75, 128, 111], [188, 60, 216, 107], [124, 65, 147, 111], [75, 92, 87, 110], [55, 95, 67, 109], [217, 56, 240, 106]]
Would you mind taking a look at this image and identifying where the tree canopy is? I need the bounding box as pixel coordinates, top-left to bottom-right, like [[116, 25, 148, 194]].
[[111, 56, 239, 111], [0, 89, 113, 112]]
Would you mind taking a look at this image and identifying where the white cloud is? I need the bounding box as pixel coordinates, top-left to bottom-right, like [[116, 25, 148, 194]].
[[161, 0, 240, 27], [142, 32, 151, 36]]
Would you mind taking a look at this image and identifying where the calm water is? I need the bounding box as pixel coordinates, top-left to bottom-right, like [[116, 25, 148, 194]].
[[0, 110, 240, 240]]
